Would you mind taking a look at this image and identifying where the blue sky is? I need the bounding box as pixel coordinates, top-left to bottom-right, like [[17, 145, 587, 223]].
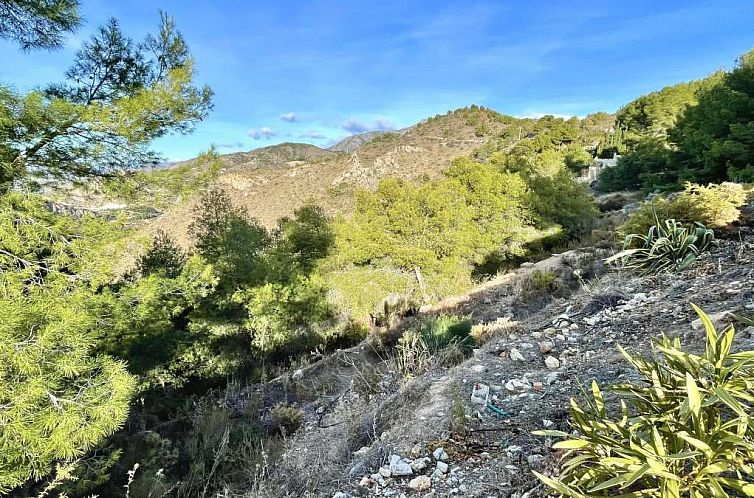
[[2, 0, 753, 161]]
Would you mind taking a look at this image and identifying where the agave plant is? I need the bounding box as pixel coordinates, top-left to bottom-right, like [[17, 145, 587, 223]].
[[606, 216, 717, 274], [534, 305, 754, 497]]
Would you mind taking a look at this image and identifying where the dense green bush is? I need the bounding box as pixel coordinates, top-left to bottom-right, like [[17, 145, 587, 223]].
[[0, 292, 136, 494], [189, 188, 270, 294], [621, 182, 748, 237], [529, 170, 599, 237], [331, 151, 597, 318], [136, 229, 187, 278], [535, 305, 754, 497]]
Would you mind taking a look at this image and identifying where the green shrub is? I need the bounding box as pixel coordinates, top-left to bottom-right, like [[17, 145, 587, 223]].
[[136, 229, 186, 278], [269, 403, 304, 436], [673, 182, 748, 228], [535, 305, 754, 497], [517, 269, 563, 303], [607, 217, 716, 274], [395, 315, 473, 377], [621, 182, 747, 237], [241, 275, 336, 356]]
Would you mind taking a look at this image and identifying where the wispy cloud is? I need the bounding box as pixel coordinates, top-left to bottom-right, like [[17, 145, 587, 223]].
[[247, 127, 277, 140], [214, 141, 246, 149], [341, 117, 396, 134], [298, 130, 326, 139], [279, 112, 300, 122]]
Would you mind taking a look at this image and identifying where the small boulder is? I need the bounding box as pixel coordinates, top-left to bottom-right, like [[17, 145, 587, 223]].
[[433, 447, 449, 461], [470, 383, 489, 405], [509, 348, 526, 362], [544, 355, 560, 369], [410, 457, 431, 472], [388, 455, 413, 476], [408, 475, 432, 491]]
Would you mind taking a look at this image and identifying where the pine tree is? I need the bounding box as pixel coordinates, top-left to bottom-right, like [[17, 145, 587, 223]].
[[0, 194, 136, 493], [0, 293, 136, 493], [0, 0, 81, 51], [137, 229, 186, 278], [0, 11, 213, 190]]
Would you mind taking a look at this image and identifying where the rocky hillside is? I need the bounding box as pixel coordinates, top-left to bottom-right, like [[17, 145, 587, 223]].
[[140, 107, 611, 246], [232, 202, 754, 497], [329, 131, 402, 153]]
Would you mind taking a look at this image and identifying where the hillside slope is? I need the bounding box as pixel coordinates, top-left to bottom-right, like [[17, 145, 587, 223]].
[[144, 107, 612, 246], [240, 202, 754, 497]]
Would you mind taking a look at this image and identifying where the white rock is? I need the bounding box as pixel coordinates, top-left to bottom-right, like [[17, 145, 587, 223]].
[[410, 457, 430, 472], [538, 341, 553, 353], [542, 419, 555, 428], [584, 315, 600, 326], [333, 493, 350, 498], [545, 356, 560, 369], [505, 378, 529, 392], [433, 447, 449, 461], [470, 364, 486, 373], [359, 476, 372, 487], [389, 455, 413, 476], [354, 446, 370, 457], [436, 460, 449, 473], [509, 348, 526, 362], [408, 475, 432, 491], [379, 467, 391, 478], [292, 368, 304, 381], [470, 383, 489, 405]]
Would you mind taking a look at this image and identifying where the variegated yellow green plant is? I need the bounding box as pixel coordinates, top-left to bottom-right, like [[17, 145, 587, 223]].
[[534, 305, 754, 497], [605, 216, 717, 274]]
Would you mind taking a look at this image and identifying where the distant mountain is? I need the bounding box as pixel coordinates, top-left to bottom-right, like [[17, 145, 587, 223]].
[[76, 106, 614, 246], [222, 142, 336, 169], [328, 131, 395, 153], [168, 142, 336, 172]]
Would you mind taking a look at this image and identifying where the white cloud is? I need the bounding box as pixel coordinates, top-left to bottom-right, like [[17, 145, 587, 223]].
[[341, 117, 396, 133], [247, 127, 277, 140]]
